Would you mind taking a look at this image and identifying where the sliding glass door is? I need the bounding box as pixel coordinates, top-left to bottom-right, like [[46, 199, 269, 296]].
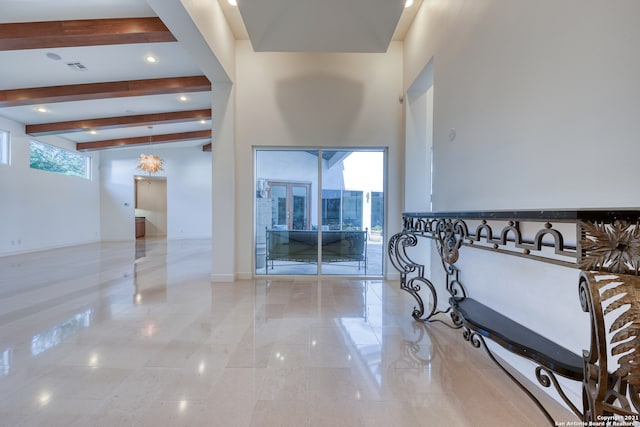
[[255, 148, 384, 276], [320, 150, 384, 276]]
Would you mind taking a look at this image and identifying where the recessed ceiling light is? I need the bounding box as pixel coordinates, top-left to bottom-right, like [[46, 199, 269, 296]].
[[89, 130, 97, 135], [199, 119, 206, 124], [35, 107, 48, 113], [178, 95, 189, 102], [404, 0, 414, 8], [227, 0, 237, 6], [145, 55, 158, 64]]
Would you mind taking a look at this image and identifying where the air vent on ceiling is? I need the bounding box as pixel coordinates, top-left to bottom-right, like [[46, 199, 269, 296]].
[[66, 62, 88, 71]]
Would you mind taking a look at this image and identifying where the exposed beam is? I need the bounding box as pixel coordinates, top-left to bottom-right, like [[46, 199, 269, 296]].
[[0, 18, 176, 50], [0, 76, 210, 108], [202, 143, 212, 152], [77, 130, 211, 151], [26, 109, 211, 136]]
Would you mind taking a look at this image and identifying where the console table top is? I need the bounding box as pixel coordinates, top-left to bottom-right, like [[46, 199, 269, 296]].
[[402, 208, 640, 222]]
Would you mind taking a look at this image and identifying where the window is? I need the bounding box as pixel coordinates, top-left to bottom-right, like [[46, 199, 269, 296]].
[[0, 130, 9, 165], [29, 140, 90, 179]]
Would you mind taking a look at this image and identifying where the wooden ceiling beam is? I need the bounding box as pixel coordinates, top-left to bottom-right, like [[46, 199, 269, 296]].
[[0, 76, 210, 108], [0, 18, 176, 50], [202, 143, 212, 152], [26, 109, 211, 136], [76, 130, 211, 151]]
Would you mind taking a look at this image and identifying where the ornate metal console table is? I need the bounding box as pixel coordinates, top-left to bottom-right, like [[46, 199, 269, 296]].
[[389, 209, 640, 322], [388, 209, 640, 424]]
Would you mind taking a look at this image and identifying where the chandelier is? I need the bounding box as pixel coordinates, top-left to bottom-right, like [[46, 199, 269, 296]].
[[136, 126, 164, 176]]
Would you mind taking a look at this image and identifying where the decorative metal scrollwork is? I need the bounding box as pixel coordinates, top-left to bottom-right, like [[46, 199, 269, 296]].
[[579, 220, 640, 275], [388, 232, 419, 276], [435, 218, 468, 265], [462, 327, 482, 348], [535, 366, 583, 419], [402, 214, 581, 268], [580, 271, 640, 421], [388, 232, 457, 324], [460, 328, 559, 425]]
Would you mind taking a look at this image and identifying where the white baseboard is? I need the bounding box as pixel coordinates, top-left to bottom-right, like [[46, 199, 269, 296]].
[[210, 273, 236, 282], [0, 238, 100, 258]]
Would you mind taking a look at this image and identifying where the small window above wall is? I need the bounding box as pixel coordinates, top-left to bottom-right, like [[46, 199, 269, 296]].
[[0, 130, 9, 165], [29, 140, 90, 179]]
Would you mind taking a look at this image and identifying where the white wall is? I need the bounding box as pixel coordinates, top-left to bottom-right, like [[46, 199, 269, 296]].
[[100, 145, 211, 241], [405, 0, 640, 211], [402, 0, 640, 411], [0, 116, 100, 256], [235, 41, 404, 278]]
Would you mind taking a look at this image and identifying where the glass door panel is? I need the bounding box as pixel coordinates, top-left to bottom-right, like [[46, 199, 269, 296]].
[[341, 191, 362, 230], [320, 150, 384, 276], [255, 150, 317, 275], [271, 185, 287, 229], [291, 185, 308, 230], [322, 190, 341, 230]]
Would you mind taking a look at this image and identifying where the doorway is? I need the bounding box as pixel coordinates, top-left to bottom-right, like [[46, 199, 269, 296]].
[[267, 181, 311, 230], [134, 176, 167, 238]]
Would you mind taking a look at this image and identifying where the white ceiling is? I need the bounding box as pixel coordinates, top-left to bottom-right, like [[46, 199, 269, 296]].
[[238, 0, 405, 52], [217, 0, 422, 43], [0, 0, 421, 151]]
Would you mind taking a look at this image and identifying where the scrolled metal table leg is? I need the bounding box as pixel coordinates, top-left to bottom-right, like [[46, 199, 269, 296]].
[[535, 366, 583, 420], [462, 328, 557, 426], [389, 232, 458, 325]]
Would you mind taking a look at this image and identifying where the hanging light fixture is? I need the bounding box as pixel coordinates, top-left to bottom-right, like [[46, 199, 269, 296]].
[[136, 126, 164, 176]]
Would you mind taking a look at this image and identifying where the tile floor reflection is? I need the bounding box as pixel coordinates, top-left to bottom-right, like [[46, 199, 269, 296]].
[[0, 239, 576, 426]]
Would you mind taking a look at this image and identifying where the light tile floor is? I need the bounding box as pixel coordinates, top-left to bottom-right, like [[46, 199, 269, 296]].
[[0, 239, 577, 426]]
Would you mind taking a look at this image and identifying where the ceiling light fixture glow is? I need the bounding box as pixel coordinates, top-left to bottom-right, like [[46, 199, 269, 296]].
[[404, 0, 414, 8], [145, 55, 158, 64], [178, 95, 189, 102], [35, 107, 48, 113]]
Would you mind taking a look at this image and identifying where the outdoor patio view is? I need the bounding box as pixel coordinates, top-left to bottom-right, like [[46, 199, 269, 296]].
[[255, 149, 385, 276]]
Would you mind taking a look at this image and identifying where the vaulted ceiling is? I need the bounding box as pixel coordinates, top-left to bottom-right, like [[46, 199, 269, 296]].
[[0, 0, 421, 152]]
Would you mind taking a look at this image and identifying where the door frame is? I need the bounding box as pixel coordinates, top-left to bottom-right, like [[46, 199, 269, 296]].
[[267, 180, 312, 230]]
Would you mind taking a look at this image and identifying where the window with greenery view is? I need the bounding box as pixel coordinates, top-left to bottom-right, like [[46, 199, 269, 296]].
[[0, 130, 9, 165], [29, 140, 90, 179]]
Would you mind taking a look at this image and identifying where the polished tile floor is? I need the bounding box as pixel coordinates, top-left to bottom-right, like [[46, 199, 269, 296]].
[[0, 239, 576, 426]]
